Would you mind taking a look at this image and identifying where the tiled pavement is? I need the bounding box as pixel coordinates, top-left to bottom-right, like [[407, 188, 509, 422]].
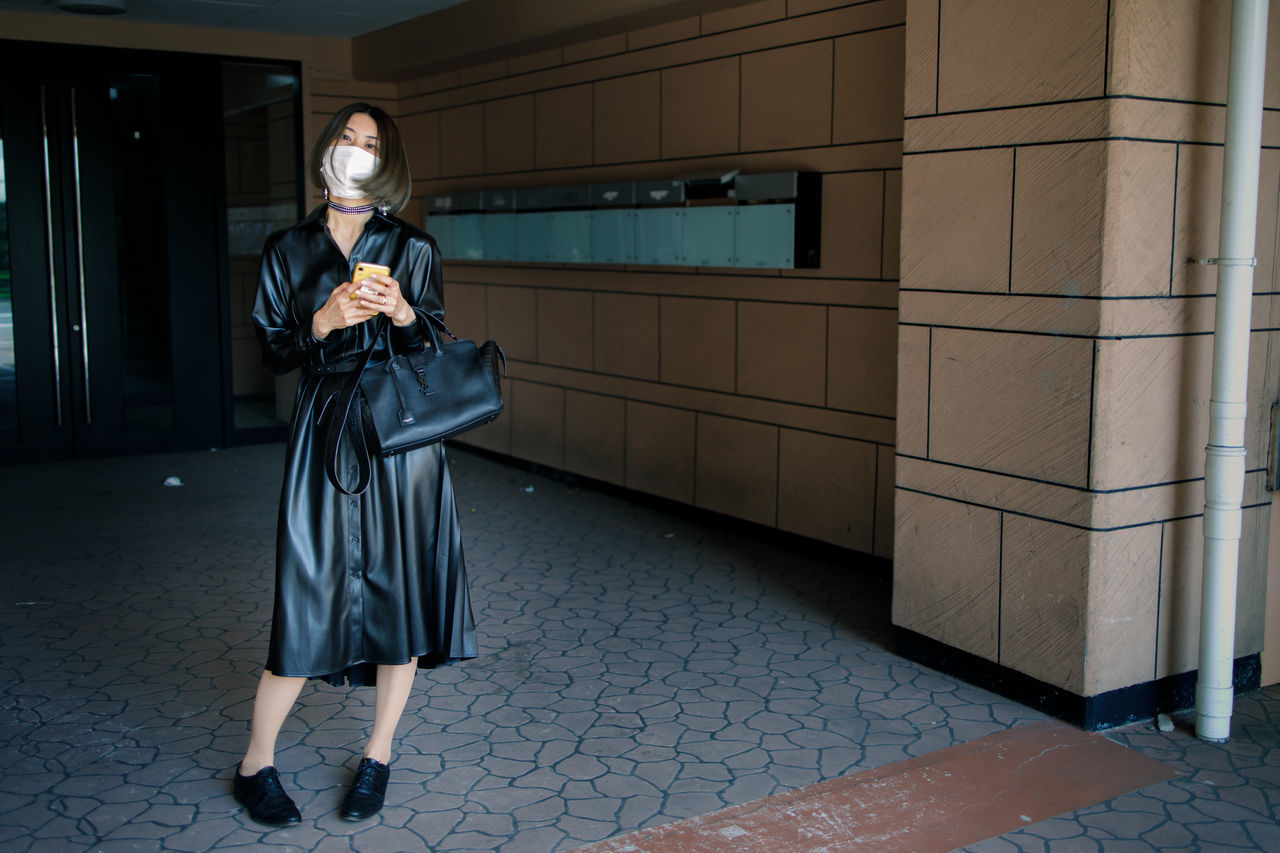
[[0, 443, 1276, 852]]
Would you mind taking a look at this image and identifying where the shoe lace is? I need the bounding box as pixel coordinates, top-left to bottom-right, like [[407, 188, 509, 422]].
[[351, 760, 384, 791], [258, 768, 288, 799]]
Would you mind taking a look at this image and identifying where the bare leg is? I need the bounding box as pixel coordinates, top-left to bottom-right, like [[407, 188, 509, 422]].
[[364, 659, 417, 764], [240, 670, 307, 775]]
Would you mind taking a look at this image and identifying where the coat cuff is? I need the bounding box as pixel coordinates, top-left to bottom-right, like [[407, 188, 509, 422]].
[[297, 324, 341, 358], [390, 317, 427, 351], [297, 326, 320, 353]]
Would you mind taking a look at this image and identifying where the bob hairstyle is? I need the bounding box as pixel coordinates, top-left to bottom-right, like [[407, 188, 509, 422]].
[[307, 102, 412, 214]]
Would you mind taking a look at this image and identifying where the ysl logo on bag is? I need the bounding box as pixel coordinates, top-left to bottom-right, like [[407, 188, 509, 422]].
[[397, 365, 433, 426]]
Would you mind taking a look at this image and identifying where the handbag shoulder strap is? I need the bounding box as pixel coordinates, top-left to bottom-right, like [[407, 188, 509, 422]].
[[322, 318, 385, 496], [417, 307, 457, 341]]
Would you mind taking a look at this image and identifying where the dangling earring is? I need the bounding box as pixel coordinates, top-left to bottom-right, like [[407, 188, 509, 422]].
[[323, 187, 330, 200]]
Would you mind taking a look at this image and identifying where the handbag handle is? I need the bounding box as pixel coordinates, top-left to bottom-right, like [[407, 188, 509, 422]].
[[323, 308, 454, 495]]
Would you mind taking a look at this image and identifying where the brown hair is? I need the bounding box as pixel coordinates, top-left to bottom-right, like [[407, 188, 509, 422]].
[[307, 102, 412, 214]]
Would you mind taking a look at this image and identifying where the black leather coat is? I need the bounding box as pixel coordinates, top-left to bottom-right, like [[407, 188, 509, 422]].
[[252, 206, 477, 686]]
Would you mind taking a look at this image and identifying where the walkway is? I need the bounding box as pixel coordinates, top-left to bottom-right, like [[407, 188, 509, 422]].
[[0, 444, 1275, 851]]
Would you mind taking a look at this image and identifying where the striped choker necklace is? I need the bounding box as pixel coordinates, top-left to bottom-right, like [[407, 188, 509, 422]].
[[327, 199, 376, 215]]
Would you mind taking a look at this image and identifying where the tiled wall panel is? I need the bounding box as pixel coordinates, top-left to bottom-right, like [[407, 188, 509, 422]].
[[660, 297, 737, 393], [1092, 331, 1273, 491], [510, 380, 565, 469], [535, 84, 593, 170], [398, 110, 440, 181], [443, 281, 487, 341], [461, 379, 513, 456], [874, 444, 895, 558], [903, 0, 939, 116], [594, 292, 660, 380], [739, 41, 832, 151], [593, 73, 660, 164], [929, 329, 1092, 487], [1091, 334, 1212, 491], [777, 429, 876, 552], [893, 490, 1000, 661], [628, 16, 700, 51], [937, 0, 1107, 111], [536, 289, 594, 371], [1109, 0, 1280, 108], [894, 324, 929, 457], [1172, 145, 1280, 297], [701, 0, 786, 34], [564, 390, 625, 485], [737, 302, 826, 406], [484, 95, 535, 174], [1084, 524, 1163, 695], [901, 148, 1012, 293], [827, 306, 897, 418], [486, 286, 537, 363], [808, 171, 885, 280], [999, 517, 1165, 696], [626, 402, 696, 504], [695, 414, 779, 527], [789, 0, 866, 15], [508, 47, 563, 76], [565, 34, 627, 65], [439, 103, 484, 177], [1010, 142, 1106, 297], [1000, 516, 1089, 693], [1100, 141, 1177, 298], [833, 26, 905, 144], [460, 60, 508, 87], [660, 57, 740, 158], [1108, 0, 1230, 104], [881, 169, 902, 280]]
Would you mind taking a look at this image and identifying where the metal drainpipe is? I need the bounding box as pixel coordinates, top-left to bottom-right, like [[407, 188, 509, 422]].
[[1196, 0, 1269, 744]]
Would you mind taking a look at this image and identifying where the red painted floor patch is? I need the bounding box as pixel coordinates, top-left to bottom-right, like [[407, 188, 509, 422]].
[[571, 721, 1178, 853]]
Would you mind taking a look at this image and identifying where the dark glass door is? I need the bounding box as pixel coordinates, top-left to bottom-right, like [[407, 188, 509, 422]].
[[0, 42, 223, 461]]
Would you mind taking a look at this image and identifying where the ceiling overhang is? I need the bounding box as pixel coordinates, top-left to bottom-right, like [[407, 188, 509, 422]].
[[352, 0, 749, 83]]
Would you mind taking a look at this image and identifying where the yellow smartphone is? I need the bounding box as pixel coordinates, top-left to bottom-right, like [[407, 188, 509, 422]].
[[351, 263, 390, 298]]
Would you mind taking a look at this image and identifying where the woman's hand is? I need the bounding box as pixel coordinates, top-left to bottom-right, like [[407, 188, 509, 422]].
[[355, 274, 416, 327], [311, 274, 414, 340]]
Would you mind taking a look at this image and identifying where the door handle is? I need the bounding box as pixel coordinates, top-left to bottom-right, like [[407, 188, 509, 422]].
[[39, 86, 63, 427], [69, 86, 91, 425]]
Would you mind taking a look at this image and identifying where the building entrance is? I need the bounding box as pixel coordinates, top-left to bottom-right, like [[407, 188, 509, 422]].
[[0, 42, 299, 463]]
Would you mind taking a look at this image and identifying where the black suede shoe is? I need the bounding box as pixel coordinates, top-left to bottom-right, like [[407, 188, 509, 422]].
[[339, 757, 390, 820], [233, 765, 301, 826]]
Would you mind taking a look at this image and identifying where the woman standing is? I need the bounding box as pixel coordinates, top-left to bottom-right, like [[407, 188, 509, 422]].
[[235, 103, 476, 825]]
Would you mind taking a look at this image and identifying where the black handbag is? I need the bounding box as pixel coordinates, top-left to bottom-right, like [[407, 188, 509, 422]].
[[323, 309, 505, 495]]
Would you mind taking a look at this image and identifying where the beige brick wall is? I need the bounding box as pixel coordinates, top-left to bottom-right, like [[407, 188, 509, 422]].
[[897, 0, 1280, 696], [332, 0, 907, 557]]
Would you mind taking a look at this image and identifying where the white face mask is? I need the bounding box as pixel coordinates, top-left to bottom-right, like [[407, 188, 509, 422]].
[[321, 145, 380, 200]]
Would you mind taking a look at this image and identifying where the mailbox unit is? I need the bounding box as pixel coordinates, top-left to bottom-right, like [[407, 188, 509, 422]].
[[426, 171, 820, 269]]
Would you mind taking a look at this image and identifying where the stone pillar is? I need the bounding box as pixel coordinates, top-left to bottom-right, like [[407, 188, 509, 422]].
[[894, 0, 1279, 724]]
